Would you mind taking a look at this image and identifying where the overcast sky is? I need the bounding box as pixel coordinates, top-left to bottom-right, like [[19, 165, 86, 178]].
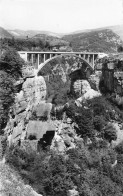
[[0, 0, 123, 33]]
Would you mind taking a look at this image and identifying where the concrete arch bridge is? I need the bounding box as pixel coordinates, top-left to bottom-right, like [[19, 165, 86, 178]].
[[18, 51, 100, 73]]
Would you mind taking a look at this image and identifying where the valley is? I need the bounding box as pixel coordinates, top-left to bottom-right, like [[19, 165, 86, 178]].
[[0, 24, 123, 196]]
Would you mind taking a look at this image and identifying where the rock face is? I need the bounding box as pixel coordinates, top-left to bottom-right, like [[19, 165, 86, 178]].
[[51, 118, 80, 152], [75, 80, 101, 106], [5, 76, 46, 146]]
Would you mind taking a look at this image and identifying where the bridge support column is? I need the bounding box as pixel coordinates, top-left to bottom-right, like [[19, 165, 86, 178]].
[[50, 54, 52, 59], [44, 54, 46, 62], [31, 53, 33, 65], [87, 54, 90, 62], [92, 54, 95, 69], [25, 52, 27, 61], [37, 54, 40, 69], [83, 54, 86, 59]]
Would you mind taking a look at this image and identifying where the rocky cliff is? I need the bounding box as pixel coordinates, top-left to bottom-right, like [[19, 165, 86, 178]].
[[4, 75, 46, 146]]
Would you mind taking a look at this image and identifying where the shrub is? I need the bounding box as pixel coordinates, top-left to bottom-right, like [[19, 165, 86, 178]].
[[1, 48, 24, 79], [103, 124, 117, 143], [0, 71, 15, 134], [115, 142, 123, 154]]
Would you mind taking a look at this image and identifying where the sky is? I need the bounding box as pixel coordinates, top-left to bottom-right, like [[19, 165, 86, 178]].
[[0, 0, 123, 33]]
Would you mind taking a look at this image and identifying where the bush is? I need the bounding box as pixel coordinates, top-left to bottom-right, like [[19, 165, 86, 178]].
[[1, 48, 24, 79], [115, 142, 123, 154], [0, 71, 15, 134], [6, 141, 123, 196], [103, 124, 117, 143], [66, 102, 94, 141]]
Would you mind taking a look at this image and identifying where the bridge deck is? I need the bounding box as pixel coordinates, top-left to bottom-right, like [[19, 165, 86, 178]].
[[18, 51, 99, 55]]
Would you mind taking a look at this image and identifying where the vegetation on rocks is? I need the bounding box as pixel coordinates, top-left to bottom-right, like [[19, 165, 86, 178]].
[[5, 137, 123, 196], [63, 29, 123, 52], [0, 37, 50, 51], [0, 47, 24, 135], [1, 50, 123, 196]]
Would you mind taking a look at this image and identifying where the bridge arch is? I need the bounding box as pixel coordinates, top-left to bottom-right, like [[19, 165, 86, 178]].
[[37, 53, 94, 75]]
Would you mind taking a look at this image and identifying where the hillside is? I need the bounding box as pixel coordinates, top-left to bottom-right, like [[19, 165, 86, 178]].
[[32, 34, 69, 47], [110, 25, 123, 41], [4, 25, 123, 53], [0, 27, 12, 39], [62, 29, 123, 52], [8, 29, 63, 39]]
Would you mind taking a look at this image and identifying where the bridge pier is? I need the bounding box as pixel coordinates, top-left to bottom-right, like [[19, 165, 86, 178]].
[[37, 54, 40, 68], [88, 54, 90, 63], [31, 53, 34, 65], [50, 54, 52, 59], [44, 54, 46, 62], [92, 54, 95, 69]]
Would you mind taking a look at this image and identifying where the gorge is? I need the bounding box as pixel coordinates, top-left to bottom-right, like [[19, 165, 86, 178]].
[[0, 36, 123, 196]]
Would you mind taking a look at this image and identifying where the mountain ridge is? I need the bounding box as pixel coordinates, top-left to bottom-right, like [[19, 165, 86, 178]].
[[0, 27, 12, 39], [7, 24, 123, 40], [0, 25, 123, 53]]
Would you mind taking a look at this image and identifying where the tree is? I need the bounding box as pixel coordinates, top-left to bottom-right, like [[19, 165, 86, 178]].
[[103, 124, 117, 143], [0, 70, 14, 134], [1, 48, 24, 79], [66, 102, 94, 141], [117, 45, 123, 52]]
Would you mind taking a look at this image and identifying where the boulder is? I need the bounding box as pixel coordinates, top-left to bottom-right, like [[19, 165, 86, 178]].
[[67, 189, 79, 196], [75, 80, 101, 106], [51, 132, 66, 152]]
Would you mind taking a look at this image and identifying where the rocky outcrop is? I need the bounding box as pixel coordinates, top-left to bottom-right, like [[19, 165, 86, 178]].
[[75, 80, 101, 106], [51, 118, 81, 152], [67, 189, 79, 196], [5, 75, 46, 146]]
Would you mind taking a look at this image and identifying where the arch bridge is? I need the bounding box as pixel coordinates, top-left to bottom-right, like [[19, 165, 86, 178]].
[[18, 51, 100, 70]]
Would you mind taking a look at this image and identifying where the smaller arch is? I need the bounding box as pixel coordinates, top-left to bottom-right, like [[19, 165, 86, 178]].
[[37, 54, 94, 75]]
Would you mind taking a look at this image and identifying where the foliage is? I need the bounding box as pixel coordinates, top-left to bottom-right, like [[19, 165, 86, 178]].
[[103, 124, 117, 143], [0, 47, 24, 134], [64, 96, 121, 147], [63, 29, 122, 52], [6, 141, 123, 196], [45, 75, 71, 105], [0, 71, 15, 134], [117, 45, 123, 52], [1, 47, 24, 79], [0, 37, 49, 51], [115, 142, 123, 154], [65, 102, 94, 140]]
